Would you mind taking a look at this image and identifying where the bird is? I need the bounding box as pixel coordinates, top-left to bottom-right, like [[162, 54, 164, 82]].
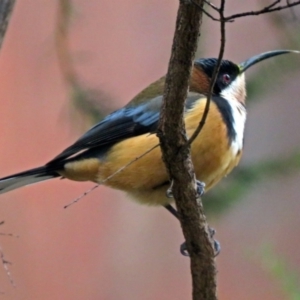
[[0, 50, 298, 209]]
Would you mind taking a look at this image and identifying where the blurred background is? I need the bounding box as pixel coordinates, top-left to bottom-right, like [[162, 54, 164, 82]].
[[0, 0, 299, 299]]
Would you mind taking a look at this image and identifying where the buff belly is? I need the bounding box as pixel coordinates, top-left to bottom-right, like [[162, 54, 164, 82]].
[[59, 101, 243, 206]]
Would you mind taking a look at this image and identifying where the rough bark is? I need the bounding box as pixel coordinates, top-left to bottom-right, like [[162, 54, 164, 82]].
[[157, 1, 218, 299]]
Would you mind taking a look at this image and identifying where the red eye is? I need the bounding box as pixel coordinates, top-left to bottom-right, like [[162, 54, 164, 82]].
[[222, 74, 231, 85]]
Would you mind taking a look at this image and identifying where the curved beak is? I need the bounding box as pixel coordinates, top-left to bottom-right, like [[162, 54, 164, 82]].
[[239, 50, 299, 73]]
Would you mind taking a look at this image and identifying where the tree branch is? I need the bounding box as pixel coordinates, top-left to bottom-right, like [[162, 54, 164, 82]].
[[55, 0, 110, 126], [195, 0, 300, 22], [187, 0, 226, 146], [0, 0, 16, 50], [225, 0, 300, 21], [157, 1, 217, 299]]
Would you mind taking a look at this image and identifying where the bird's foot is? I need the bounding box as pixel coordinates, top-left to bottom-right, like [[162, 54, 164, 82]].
[[196, 180, 205, 197], [166, 181, 174, 198], [166, 179, 205, 198], [180, 227, 220, 257]]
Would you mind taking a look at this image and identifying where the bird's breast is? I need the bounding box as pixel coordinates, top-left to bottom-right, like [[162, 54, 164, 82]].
[[59, 96, 247, 206], [186, 98, 246, 190]]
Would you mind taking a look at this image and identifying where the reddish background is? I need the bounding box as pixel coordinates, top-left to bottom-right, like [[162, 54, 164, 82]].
[[0, 1, 299, 299]]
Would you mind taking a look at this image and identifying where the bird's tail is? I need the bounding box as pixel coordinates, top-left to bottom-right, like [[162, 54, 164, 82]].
[[0, 166, 59, 195]]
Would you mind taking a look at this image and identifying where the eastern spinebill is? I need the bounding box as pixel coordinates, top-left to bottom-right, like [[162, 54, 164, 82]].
[[0, 50, 298, 209]]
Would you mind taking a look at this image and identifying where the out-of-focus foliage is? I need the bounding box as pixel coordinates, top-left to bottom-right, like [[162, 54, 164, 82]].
[[56, 0, 112, 128], [260, 245, 300, 300]]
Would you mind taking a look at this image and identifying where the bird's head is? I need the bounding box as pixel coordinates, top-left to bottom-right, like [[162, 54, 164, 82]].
[[190, 50, 299, 104]]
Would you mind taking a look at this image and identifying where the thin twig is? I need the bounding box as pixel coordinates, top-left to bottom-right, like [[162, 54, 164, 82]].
[[191, 0, 233, 23], [64, 184, 99, 209], [202, 7, 222, 21], [64, 143, 160, 208], [225, 0, 300, 22], [286, 0, 299, 20], [0, 222, 19, 238], [192, 0, 300, 23], [0, 246, 15, 287], [267, 0, 282, 10], [0, 224, 16, 287], [0, 233, 19, 238], [187, 0, 227, 146], [203, 0, 219, 11]]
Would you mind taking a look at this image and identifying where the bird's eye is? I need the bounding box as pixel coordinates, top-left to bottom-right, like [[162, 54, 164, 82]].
[[222, 74, 231, 85]]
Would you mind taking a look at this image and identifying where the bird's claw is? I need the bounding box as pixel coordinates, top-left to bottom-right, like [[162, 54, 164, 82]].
[[180, 227, 220, 257], [166, 180, 205, 199], [166, 180, 174, 198], [166, 186, 173, 198], [180, 242, 190, 256], [196, 180, 205, 197]]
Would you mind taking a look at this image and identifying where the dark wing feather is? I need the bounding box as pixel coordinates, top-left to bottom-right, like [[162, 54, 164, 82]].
[[47, 93, 202, 164]]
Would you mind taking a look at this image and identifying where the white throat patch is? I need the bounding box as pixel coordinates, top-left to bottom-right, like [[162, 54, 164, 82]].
[[221, 73, 246, 104], [221, 74, 247, 153]]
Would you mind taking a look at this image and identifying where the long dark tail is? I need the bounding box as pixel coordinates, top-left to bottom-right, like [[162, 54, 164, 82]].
[[0, 166, 60, 195]]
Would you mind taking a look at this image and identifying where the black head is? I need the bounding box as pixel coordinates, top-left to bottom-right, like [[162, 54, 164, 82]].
[[192, 50, 299, 101], [194, 58, 240, 95]]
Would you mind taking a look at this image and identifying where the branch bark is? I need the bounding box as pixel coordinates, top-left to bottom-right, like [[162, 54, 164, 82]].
[[157, 1, 217, 299], [0, 0, 16, 50]]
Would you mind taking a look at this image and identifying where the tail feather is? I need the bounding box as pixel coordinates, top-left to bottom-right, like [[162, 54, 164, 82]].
[[0, 166, 59, 195]]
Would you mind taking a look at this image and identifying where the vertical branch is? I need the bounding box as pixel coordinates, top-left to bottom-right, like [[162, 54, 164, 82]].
[[0, 0, 16, 288], [55, 0, 79, 88], [0, 0, 16, 50], [157, 1, 217, 299], [55, 0, 107, 126], [188, 0, 226, 145]]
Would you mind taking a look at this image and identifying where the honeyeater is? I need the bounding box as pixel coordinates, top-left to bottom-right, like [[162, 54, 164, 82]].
[[0, 50, 298, 208]]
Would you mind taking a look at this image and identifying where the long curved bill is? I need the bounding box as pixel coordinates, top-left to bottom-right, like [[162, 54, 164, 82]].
[[239, 50, 300, 73]]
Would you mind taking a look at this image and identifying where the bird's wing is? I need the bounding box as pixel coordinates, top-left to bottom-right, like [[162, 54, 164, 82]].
[[48, 92, 202, 164]]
